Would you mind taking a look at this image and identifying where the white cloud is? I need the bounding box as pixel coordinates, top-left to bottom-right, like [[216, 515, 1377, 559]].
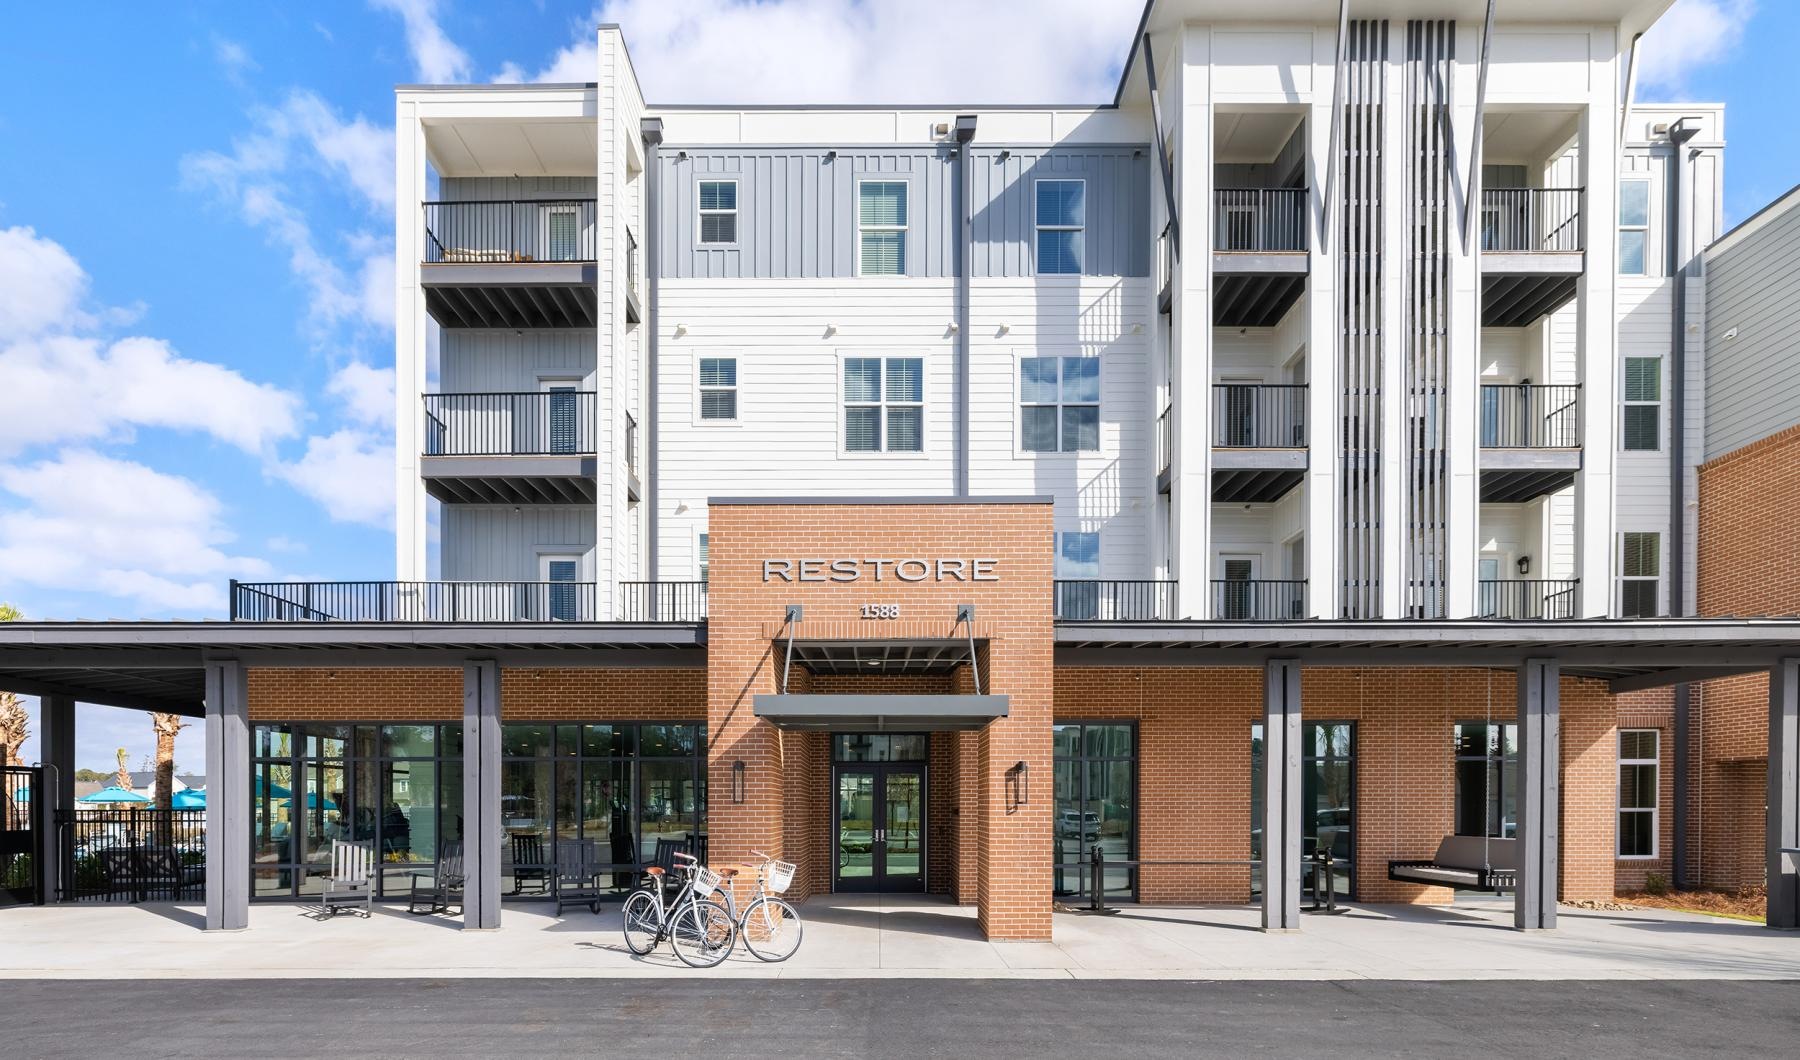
[[212, 35, 259, 83], [372, 0, 473, 83], [328, 360, 397, 429], [0, 450, 270, 615], [272, 428, 395, 530], [0, 226, 90, 336], [1638, 0, 1755, 94]]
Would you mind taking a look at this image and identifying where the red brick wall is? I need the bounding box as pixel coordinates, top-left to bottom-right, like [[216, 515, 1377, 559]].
[[497, 668, 706, 720], [1615, 689, 1676, 891], [247, 668, 461, 721]]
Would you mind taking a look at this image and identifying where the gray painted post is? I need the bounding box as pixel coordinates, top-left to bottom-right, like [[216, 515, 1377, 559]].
[[463, 660, 502, 930], [203, 659, 250, 931], [1515, 658, 1560, 930], [1767, 658, 1799, 930], [38, 695, 76, 903], [1262, 658, 1302, 931]]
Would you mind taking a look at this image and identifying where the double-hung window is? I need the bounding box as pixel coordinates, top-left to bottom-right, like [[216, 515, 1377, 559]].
[[697, 533, 710, 584], [843, 356, 924, 452], [1618, 730, 1659, 858], [698, 180, 738, 245], [698, 357, 738, 421], [1618, 179, 1650, 276], [1622, 356, 1661, 451], [1619, 532, 1661, 617], [857, 181, 908, 276], [1036, 179, 1086, 275], [1021, 355, 1100, 452]]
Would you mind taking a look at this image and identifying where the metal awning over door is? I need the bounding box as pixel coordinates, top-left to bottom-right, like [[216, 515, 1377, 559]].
[[754, 694, 1008, 732]]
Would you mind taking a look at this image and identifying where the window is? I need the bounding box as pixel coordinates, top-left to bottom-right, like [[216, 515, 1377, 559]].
[[698, 357, 737, 421], [1618, 179, 1650, 276], [1251, 722, 1356, 898], [1619, 532, 1661, 618], [539, 555, 582, 622], [697, 533, 709, 583], [1036, 179, 1086, 274], [1021, 355, 1100, 452], [843, 356, 923, 452], [697, 180, 737, 245], [857, 181, 908, 276], [1453, 722, 1518, 838], [1622, 356, 1661, 451], [1053, 530, 1101, 620], [1618, 729, 1660, 857], [1053, 723, 1136, 900], [542, 205, 580, 261]]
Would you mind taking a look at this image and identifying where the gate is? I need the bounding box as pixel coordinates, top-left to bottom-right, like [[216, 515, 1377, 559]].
[[1, 765, 44, 905], [59, 808, 207, 902]]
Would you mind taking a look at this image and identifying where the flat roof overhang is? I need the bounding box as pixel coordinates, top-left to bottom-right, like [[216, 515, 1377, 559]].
[[754, 694, 1009, 732]]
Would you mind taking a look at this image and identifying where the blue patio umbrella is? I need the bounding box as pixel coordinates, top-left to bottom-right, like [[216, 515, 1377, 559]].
[[253, 776, 292, 799], [78, 785, 151, 804], [170, 788, 206, 809]]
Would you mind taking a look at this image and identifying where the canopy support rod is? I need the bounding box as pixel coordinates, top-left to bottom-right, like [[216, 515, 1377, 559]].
[[956, 604, 980, 695], [781, 605, 802, 694]]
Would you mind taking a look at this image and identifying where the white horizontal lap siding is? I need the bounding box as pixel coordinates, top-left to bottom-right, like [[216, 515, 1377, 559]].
[[441, 506, 597, 582], [1614, 279, 1674, 527]]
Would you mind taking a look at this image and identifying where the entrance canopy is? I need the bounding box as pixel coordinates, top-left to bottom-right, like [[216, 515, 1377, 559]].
[[755, 693, 1008, 731]]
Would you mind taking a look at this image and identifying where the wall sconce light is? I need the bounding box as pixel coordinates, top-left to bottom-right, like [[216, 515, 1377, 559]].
[[676, 149, 689, 161], [996, 323, 1010, 335], [1006, 760, 1029, 813], [823, 323, 837, 337], [732, 760, 746, 804], [1516, 555, 1532, 576], [946, 321, 960, 333], [824, 150, 837, 163], [674, 323, 688, 337]]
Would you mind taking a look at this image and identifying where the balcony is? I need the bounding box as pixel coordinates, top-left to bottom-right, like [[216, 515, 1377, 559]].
[[1477, 579, 1579, 620], [1479, 384, 1581, 503], [231, 580, 601, 622], [1213, 188, 1308, 327], [421, 199, 597, 328], [1053, 580, 1176, 621], [617, 581, 708, 622], [1212, 384, 1307, 503], [625, 228, 642, 325], [1212, 579, 1306, 621], [625, 410, 641, 503], [1156, 405, 1172, 493], [421, 391, 597, 504], [1480, 188, 1584, 327]]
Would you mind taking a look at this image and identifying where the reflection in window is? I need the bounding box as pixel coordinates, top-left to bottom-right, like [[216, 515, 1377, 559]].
[[1251, 722, 1357, 898], [1052, 722, 1135, 900], [1453, 722, 1517, 838]]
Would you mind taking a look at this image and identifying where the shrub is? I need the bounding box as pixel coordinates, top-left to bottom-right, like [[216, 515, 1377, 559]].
[[1644, 871, 1671, 896]]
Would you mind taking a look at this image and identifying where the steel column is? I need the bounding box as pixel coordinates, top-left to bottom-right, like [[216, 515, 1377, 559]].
[[1767, 658, 1800, 929], [1515, 658, 1560, 930], [462, 659, 503, 930], [1262, 658, 1303, 931], [203, 659, 250, 931], [38, 695, 75, 903]]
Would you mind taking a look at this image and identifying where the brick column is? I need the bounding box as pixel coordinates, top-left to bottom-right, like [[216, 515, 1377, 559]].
[[977, 637, 1053, 941]]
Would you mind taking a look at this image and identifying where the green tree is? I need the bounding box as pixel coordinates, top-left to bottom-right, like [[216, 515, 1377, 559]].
[[0, 604, 24, 765]]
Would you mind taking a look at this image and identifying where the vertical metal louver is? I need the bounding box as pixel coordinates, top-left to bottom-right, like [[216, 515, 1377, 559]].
[[1403, 20, 1454, 618], [1338, 20, 1387, 619]]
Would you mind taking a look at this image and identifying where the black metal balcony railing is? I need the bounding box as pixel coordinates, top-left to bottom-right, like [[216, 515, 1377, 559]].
[[1478, 579, 1579, 620], [422, 391, 597, 457], [1480, 384, 1581, 448], [230, 581, 600, 622], [423, 199, 597, 264], [1156, 406, 1172, 477], [1479, 188, 1584, 253], [1214, 188, 1309, 252], [1213, 384, 1308, 448], [617, 581, 708, 622], [1212, 579, 1307, 621], [1053, 580, 1175, 621]]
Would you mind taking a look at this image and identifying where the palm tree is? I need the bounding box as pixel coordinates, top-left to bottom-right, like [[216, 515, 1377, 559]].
[[0, 604, 24, 766], [114, 747, 131, 791], [151, 713, 188, 846]]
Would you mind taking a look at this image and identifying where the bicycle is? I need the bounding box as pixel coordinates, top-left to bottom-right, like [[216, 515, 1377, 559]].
[[620, 850, 737, 968], [703, 849, 804, 962]]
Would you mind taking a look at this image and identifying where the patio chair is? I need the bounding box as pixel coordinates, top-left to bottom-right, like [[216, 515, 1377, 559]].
[[136, 847, 194, 901], [552, 838, 603, 916], [321, 840, 375, 917], [408, 841, 464, 915], [647, 836, 688, 899], [510, 833, 552, 896], [98, 848, 141, 902], [1388, 836, 1516, 894]]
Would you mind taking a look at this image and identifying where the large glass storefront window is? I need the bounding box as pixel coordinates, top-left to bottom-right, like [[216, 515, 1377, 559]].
[[1251, 722, 1356, 898], [1052, 722, 1135, 900], [1453, 722, 1517, 838]]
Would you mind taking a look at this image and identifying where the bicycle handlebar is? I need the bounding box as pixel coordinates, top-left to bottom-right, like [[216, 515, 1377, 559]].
[[673, 851, 698, 863]]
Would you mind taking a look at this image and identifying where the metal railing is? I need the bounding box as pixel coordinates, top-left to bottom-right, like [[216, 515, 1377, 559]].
[[1480, 384, 1581, 448], [1156, 406, 1172, 478], [625, 411, 639, 476], [423, 199, 597, 263], [1212, 579, 1307, 621], [1156, 222, 1174, 304], [1477, 579, 1580, 620], [1053, 580, 1176, 621], [1213, 384, 1308, 448], [59, 808, 207, 903], [231, 580, 599, 622], [422, 391, 597, 456], [1214, 188, 1308, 252], [617, 581, 708, 622], [1479, 188, 1584, 253], [626, 228, 640, 300]]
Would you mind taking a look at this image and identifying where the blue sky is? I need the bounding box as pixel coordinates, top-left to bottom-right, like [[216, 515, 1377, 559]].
[[0, 0, 1788, 771]]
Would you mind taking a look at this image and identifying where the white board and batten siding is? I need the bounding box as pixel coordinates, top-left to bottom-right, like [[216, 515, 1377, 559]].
[[441, 506, 597, 583], [1703, 188, 1800, 460]]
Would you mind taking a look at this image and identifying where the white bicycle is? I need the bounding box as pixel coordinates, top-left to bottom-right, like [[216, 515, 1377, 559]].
[[620, 851, 737, 968], [704, 850, 804, 962]]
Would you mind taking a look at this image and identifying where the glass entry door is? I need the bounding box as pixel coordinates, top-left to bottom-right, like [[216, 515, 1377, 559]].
[[834, 764, 925, 893]]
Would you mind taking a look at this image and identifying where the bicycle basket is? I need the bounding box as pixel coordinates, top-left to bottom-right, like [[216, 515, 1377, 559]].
[[764, 860, 797, 895], [692, 866, 724, 897]]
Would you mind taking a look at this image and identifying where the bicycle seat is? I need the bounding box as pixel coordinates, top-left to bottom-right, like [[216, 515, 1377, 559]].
[[718, 867, 739, 879], [644, 867, 664, 877]]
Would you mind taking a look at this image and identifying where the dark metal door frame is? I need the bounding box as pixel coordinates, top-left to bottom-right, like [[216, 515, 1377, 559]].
[[832, 762, 927, 894]]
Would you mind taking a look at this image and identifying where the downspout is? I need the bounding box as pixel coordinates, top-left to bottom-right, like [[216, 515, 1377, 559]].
[[954, 115, 977, 497], [1666, 115, 1700, 887], [641, 118, 664, 596]]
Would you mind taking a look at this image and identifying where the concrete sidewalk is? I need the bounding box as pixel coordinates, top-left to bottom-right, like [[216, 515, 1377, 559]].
[[2, 894, 1794, 981]]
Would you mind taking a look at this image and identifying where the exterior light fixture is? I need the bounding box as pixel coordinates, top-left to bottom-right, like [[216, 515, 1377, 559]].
[[1006, 760, 1029, 811], [1517, 555, 1532, 576], [824, 150, 837, 162], [732, 760, 746, 804]]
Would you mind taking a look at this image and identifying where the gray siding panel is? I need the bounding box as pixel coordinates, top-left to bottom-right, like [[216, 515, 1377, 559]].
[[1704, 199, 1800, 458], [441, 506, 596, 582], [440, 176, 598, 200], [440, 331, 597, 392]]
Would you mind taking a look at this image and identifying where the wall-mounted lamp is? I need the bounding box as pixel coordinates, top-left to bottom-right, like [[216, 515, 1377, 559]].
[[996, 323, 1010, 336], [824, 150, 837, 163], [1006, 760, 1029, 813], [676, 149, 689, 162], [674, 322, 688, 337], [732, 760, 746, 804], [1516, 555, 1532, 577], [997, 149, 1011, 163], [823, 323, 837, 337], [946, 320, 960, 334]]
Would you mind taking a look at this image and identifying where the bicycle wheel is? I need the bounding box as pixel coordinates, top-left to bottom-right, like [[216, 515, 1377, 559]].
[[739, 896, 803, 962], [668, 900, 736, 968], [621, 890, 661, 955]]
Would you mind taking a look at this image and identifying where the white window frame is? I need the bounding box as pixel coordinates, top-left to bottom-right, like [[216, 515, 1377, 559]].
[[696, 178, 739, 247], [697, 531, 710, 584], [1618, 177, 1651, 277], [1617, 729, 1660, 859], [1017, 352, 1102, 455], [1621, 355, 1662, 452], [695, 354, 739, 425], [839, 353, 927, 456], [1617, 531, 1662, 618], [1034, 178, 1087, 276], [855, 179, 909, 277]]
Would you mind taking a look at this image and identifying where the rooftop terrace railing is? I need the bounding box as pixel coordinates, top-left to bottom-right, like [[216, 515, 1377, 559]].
[[1054, 580, 1177, 621], [230, 580, 599, 622]]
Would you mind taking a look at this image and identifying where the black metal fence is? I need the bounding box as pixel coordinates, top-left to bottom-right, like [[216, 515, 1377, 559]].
[[423, 199, 597, 263], [422, 391, 598, 456], [59, 808, 206, 903], [1478, 579, 1579, 620], [231, 580, 599, 622], [1054, 580, 1176, 621], [1480, 384, 1581, 448], [1215, 188, 1309, 252], [1, 766, 38, 904], [1480, 188, 1584, 253], [1214, 384, 1308, 448], [617, 581, 709, 622], [1213, 579, 1307, 621]]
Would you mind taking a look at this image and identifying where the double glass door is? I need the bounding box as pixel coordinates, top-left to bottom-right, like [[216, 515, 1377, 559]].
[[834, 764, 925, 893]]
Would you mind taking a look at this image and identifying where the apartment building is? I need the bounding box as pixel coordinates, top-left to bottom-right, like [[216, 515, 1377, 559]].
[[8, 0, 1800, 939]]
